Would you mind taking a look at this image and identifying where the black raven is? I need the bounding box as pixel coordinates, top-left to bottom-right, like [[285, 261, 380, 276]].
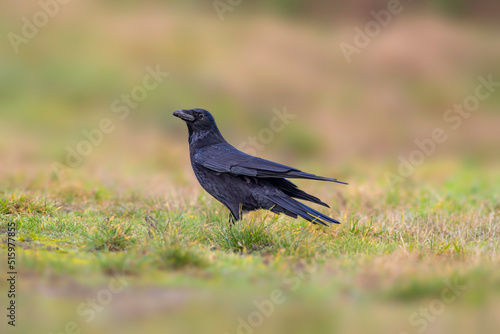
[[173, 108, 347, 226]]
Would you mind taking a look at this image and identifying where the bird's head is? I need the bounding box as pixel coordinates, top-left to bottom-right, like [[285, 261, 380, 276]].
[[173, 108, 225, 145], [173, 108, 216, 129]]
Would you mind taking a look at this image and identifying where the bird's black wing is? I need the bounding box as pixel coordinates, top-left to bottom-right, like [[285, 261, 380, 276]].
[[194, 143, 347, 184]]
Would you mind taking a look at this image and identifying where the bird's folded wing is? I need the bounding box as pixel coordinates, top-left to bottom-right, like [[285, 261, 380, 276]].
[[194, 145, 291, 174], [194, 144, 347, 184]]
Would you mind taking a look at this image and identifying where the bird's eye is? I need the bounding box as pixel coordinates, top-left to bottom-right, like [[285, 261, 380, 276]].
[[198, 113, 204, 120]]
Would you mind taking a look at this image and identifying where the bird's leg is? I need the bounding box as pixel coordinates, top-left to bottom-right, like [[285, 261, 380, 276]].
[[228, 206, 242, 227], [228, 214, 235, 226]]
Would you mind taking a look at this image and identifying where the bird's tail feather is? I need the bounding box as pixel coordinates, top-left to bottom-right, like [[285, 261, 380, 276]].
[[267, 195, 340, 226], [283, 171, 348, 185], [255, 169, 347, 185], [270, 178, 330, 208]]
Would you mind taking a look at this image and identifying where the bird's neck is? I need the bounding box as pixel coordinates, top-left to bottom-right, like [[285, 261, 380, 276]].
[[188, 127, 226, 149]]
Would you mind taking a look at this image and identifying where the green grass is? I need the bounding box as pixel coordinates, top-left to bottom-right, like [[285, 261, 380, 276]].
[[1, 162, 499, 334], [0, 166, 500, 329], [0, 170, 500, 333], [0, 193, 58, 216], [84, 217, 136, 252]]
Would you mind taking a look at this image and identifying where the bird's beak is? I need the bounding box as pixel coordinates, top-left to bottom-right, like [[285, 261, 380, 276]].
[[173, 110, 195, 122]]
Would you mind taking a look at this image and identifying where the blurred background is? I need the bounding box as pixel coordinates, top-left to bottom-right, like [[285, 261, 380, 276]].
[[1, 1, 499, 334], [1, 0, 499, 192]]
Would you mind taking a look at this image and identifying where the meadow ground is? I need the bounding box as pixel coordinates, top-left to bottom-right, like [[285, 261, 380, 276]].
[[1, 161, 499, 334]]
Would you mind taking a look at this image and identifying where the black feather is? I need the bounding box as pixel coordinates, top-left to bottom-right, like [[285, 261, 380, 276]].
[[270, 178, 330, 208]]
